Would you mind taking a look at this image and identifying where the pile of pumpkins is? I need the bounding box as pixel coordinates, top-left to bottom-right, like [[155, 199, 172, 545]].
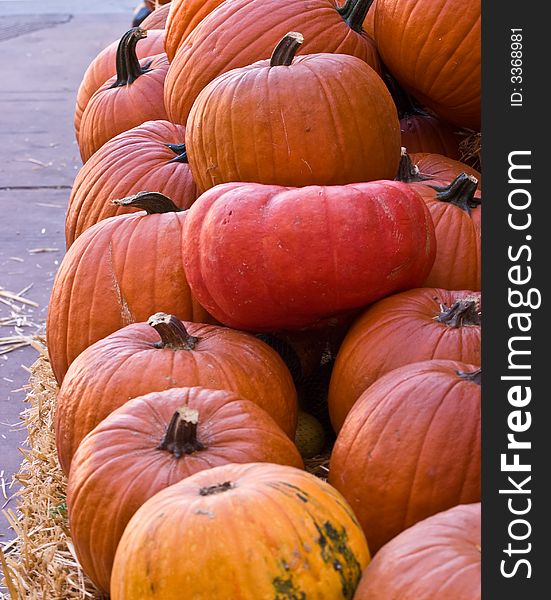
[[47, 0, 481, 597]]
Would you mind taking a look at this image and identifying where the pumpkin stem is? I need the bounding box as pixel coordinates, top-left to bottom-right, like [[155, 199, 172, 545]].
[[199, 481, 234, 496], [158, 406, 205, 457], [395, 148, 432, 182], [148, 313, 199, 350], [109, 27, 151, 89], [112, 191, 183, 214], [166, 143, 189, 164], [435, 297, 481, 328], [457, 368, 481, 386], [338, 0, 376, 33], [384, 71, 426, 119], [430, 173, 481, 214], [270, 32, 304, 67]]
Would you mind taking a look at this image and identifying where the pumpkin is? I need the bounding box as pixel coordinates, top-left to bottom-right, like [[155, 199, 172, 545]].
[[66, 120, 197, 248], [110, 463, 370, 599], [186, 33, 399, 191], [67, 386, 303, 592], [295, 411, 326, 459], [74, 29, 165, 142], [328, 288, 481, 431], [397, 150, 481, 188], [165, 0, 381, 125], [78, 28, 169, 162], [47, 192, 210, 383], [354, 503, 481, 599], [373, 0, 480, 129], [55, 313, 298, 473], [329, 360, 481, 553], [165, 0, 225, 61], [141, 2, 171, 29], [182, 180, 435, 331], [397, 170, 482, 291]]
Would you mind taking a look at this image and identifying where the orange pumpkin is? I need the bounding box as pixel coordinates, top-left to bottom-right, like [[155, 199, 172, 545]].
[[354, 503, 481, 599], [55, 313, 298, 473], [47, 192, 209, 383], [74, 29, 165, 143], [329, 360, 481, 553], [79, 28, 168, 162], [165, 0, 225, 61], [67, 387, 303, 592], [374, 0, 480, 129], [328, 288, 481, 431], [165, 0, 381, 125], [110, 463, 370, 599], [186, 33, 399, 191], [398, 150, 481, 188], [66, 120, 197, 248]]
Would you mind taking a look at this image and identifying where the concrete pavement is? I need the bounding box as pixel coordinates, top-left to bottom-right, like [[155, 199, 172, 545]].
[[0, 0, 138, 543]]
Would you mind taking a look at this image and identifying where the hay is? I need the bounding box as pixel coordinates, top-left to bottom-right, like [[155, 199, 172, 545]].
[[0, 349, 333, 598], [0, 351, 102, 600], [459, 130, 482, 171]]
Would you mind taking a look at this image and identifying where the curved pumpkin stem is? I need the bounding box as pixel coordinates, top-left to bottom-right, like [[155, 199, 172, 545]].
[[158, 406, 205, 458], [435, 297, 481, 328], [148, 313, 199, 350], [199, 481, 234, 496], [395, 148, 432, 183], [430, 173, 481, 214], [166, 143, 189, 164], [338, 0, 376, 33], [384, 71, 427, 119], [458, 368, 481, 386], [270, 32, 304, 67], [112, 191, 183, 214], [110, 27, 151, 89]]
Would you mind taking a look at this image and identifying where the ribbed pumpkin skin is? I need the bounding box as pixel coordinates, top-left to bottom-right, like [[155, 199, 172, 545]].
[[186, 53, 399, 191], [329, 360, 481, 553], [354, 503, 481, 599], [67, 387, 303, 593], [165, 0, 225, 61], [374, 0, 480, 129], [79, 53, 169, 162], [400, 115, 461, 159], [111, 463, 370, 599], [182, 182, 436, 331], [66, 121, 197, 248], [55, 321, 298, 473], [165, 0, 381, 125], [328, 288, 481, 431], [74, 30, 165, 142], [140, 3, 171, 29], [412, 152, 482, 187], [47, 210, 209, 383]]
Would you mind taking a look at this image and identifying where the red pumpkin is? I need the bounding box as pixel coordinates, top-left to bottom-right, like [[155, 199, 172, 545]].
[[328, 288, 481, 431], [182, 181, 435, 331], [141, 2, 171, 29], [354, 503, 481, 599], [74, 30, 165, 142], [186, 33, 399, 191], [329, 360, 481, 553], [165, 0, 225, 61], [47, 192, 210, 383], [66, 120, 197, 248], [165, 0, 381, 125], [374, 0, 480, 129], [79, 28, 169, 162], [110, 463, 370, 599], [68, 386, 303, 592]]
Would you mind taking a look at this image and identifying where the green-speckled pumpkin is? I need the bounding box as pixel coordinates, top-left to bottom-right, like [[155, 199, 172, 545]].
[[111, 463, 370, 599]]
